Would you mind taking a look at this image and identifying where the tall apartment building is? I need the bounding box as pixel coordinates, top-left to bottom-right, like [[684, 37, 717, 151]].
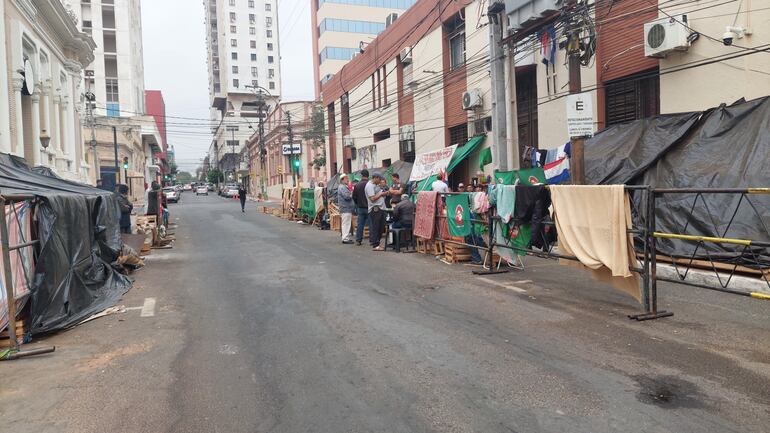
[[204, 0, 281, 178], [71, 0, 163, 188], [311, 0, 416, 98]]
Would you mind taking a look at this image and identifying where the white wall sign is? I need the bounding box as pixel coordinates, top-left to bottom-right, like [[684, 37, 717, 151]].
[[409, 144, 458, 182], [281, 143, 301, 155], [566, 93, 595, 138]]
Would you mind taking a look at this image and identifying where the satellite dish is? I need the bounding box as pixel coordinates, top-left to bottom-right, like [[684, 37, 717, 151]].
[[22, 60, 35, 95]]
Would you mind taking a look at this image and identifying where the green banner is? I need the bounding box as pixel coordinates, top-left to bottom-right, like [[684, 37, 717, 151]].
[[446, 193, 471, 237], [497, 222, 531, 257], [494, 170, 517, 185], [479, 147, 492, 170], [517, 167, 547, 185]]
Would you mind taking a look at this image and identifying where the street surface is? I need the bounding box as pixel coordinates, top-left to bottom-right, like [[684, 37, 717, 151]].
[[2, 194, 769, 433]]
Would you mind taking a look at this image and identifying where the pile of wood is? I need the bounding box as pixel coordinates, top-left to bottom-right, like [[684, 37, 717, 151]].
[[444, 242, 472, 263], [417, 238, 444, 255], [1, 320, 27, 348]]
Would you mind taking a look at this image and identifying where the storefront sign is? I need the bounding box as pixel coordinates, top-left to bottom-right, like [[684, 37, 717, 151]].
[[281, 143, 301, 155], [566, 93, 594, 138], [409, 144, 458, 182]]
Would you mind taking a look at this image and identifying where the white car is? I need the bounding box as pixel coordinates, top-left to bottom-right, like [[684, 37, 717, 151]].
[[224, 186, 240, 198], [196, 186, 208, 196]]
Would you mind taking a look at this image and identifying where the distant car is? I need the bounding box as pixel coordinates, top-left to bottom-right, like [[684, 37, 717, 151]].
[[196, 186, 208, 196], [183, 184, 193, 191], [174, 184, 183, 192], [207, 183, 214, 191], [219, 183, 237, 196], [163, 187, 180, 203], [224, 186, 240, 198]]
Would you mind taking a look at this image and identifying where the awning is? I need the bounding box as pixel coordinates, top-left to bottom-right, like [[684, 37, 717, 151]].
[[415, 135, 486, 192]]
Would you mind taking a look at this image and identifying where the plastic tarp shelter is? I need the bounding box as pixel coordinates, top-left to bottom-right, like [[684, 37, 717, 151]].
[[584, 96, 770, 266], [414, 135, 486, 192], [0, 153, 131, 334]]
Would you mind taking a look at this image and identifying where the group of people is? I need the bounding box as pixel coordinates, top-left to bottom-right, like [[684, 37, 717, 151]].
[[337, 169, 415, 251]]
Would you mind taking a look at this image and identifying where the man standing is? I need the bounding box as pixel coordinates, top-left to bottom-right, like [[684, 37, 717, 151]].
[[366, 172, 389, 251], [238, 184, 247, 212], [116, 184, 133, 234], [352, 169, 370, 246], [389, 173, 404, 206], [431, 172, 449, 193], [337, 174, 354, 244]]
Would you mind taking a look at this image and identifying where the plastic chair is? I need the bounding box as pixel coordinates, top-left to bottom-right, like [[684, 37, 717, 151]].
[[388, 226, 415, 252]]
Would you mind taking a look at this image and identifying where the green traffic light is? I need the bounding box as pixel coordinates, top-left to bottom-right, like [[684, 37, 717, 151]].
[[293, 159, 300, 168]]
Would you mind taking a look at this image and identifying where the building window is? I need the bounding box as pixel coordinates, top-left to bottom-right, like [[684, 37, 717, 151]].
[[231, 39, 237, 47], [250, 26, 256, 35], [229, 0, 235, 5], [233, 79, 239, 88], [266, 17, 272, 26], [269, 81, 275, 90], [265, 3, 271, 11], [605, 70, 660, 126], [232, 65, 239, 73], [248, 40, 255, 49], [252, 80, 258, 87], [231, 52, 238, 60], [445, 13, 465, 70], [251, 53, 257, 61], [266, 29, 273, 38], [230, 25, 237, 33], [319, 47, 359, 63], [318, 18, 386, 35], [106, 78, 119, 102], [317, 0, 416, 6], [230, 12, 236, 22], [448, 124, 468, 147], [268, 56, 274, 63], [248, 0, 254, 7], [249, 14, 256, 24], [268, 68, 274, 78], [267, 43, 273, 51], [251, 66, 258, 77], [373, 129, 390, 142]]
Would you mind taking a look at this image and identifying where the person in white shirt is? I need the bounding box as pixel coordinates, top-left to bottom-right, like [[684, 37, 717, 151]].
[[365, 172, 390, 250], [431, 172, 449, 193]]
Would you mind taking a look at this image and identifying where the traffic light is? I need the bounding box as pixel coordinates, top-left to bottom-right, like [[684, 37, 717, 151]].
[[293, 158, 301, 171], [122, 156, 129, 170]]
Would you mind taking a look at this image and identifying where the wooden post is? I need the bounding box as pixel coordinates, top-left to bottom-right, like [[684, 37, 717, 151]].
[[0, 200, 18, 348], [568, 45, 585, 185]]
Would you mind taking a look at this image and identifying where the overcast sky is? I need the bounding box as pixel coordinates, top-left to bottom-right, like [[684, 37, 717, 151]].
[[141, 0, 314, 173]]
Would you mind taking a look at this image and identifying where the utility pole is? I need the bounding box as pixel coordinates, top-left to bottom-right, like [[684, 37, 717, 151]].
[[487, 2, 511, 172], [255, 89, 267, 198], [286, 111, 296, 188], [226, 125, 238, 182], [112, 126, 119, 185], [567, 5, 585, 184], [85, 83, 99, 184]]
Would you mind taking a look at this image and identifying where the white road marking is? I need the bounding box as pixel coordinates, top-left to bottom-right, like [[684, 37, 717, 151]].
[[124, 306, 143, 311], [477, 277, 527, 293], [514, 280, 533, 284], [140, 297, 156, 317]]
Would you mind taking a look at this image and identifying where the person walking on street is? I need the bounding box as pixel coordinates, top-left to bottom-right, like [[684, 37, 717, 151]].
[[116, 184, 133, 234], [337, 174, 355, 244], [352, 169, 370, 246], [366, 172, 390, 251], [238, 184, 247, 212]]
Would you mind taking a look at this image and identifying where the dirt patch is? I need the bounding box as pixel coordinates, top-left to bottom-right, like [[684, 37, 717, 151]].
[[633, 374, 706, 409], [77, 342, 153, 371]]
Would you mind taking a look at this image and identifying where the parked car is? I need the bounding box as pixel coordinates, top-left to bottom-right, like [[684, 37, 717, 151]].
[[196, 186, 208, 196], [207, 183, 214, 191], [219, 183, 237, 196], [224, 186, 240, 198], [174, 184, 183, 193], [183, 183, 193, 191], [163, 187, 180, 203]]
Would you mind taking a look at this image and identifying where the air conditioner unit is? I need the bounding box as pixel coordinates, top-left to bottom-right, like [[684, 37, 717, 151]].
[[386, 13, 398, 28], [400, 139, 415, 155], [644, 15, 691, 58], [399, 124, 414, 141], [462, 89, 483, 110], [343, 136, 354, 147], [400, 47, 412, 64]]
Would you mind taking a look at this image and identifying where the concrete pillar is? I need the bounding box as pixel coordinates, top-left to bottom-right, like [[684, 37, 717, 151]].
[[66, 95, 76, 160], [12, 78, 24, 155], [61, 97, 71, 158], [0, 0, 10, 153], [30, 93, 41, 165], [52, 94, 61, 152]]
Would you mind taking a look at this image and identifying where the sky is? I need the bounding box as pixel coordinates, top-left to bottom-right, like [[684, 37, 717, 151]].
[[141, 0, 314, 173]]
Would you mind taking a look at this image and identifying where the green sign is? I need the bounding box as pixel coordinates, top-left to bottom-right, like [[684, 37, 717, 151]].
[[517, 167, 546, 185]]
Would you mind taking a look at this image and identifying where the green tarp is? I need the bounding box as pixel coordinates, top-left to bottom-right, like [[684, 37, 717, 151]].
[[415, 135, 486, 192], [446, 193, 471, 237], [493, 167, 546, 186], [300, 188, 315, 219]]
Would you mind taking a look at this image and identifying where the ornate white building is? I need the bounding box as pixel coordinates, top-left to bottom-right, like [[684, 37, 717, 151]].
[[1, 0, 96, 182]]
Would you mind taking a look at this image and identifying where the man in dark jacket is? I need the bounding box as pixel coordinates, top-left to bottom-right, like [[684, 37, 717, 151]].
[[352, 169, 369, 245], [391, 194, 415, 229], [238, 184, 247, 212], [116, 184, 132, 234]]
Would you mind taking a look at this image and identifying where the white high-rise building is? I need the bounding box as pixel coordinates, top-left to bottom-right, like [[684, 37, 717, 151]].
[[204, 0, 281, 178]]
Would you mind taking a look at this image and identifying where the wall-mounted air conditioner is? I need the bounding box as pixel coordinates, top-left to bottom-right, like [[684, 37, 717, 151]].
[[399, 124, 414, 141], [400, 47, 412, 64], [343, 136, 354, 147], [644, 15, 691, 58], [462, 89, 483, 110]]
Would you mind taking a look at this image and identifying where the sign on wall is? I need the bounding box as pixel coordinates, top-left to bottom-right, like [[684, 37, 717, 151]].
[[409, 144, 458, 182], [281, 143, 302, 155], [566, 93, 595, 138]]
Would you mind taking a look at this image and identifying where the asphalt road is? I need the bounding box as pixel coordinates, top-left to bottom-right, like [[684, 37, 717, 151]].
[[2, 193, 769, 433]]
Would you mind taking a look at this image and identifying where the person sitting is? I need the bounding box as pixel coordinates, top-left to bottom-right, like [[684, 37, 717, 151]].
[[391, 194, 415, 230]]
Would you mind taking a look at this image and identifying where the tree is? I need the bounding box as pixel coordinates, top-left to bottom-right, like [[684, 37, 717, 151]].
[[176, 171, 194, 183], [303, 104, 326, 169], [207, 168, 224, 184]]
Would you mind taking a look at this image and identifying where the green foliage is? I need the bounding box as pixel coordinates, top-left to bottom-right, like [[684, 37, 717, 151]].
[[176, 171, 194, 183], [207, 168, 224, 183], [303, 104, 326, 168]]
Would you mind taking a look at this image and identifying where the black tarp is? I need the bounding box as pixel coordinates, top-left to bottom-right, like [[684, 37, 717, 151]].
[[326, 160, 413, 203], [585, 96, 770, 267], [0, 153, 131, 334]]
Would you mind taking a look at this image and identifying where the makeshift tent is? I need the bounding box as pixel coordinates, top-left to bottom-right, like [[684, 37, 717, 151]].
[[0, 153, 131, 334], [585, 96, 770, 267], [414, 135, 486, 192]]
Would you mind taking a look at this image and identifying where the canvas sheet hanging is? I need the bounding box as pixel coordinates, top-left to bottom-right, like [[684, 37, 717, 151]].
[[0, 201, 34, 333], [413, 192, 438, 239]]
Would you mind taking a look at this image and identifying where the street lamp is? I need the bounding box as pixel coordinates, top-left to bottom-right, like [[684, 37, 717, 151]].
[[39, 129, 51, 150]]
